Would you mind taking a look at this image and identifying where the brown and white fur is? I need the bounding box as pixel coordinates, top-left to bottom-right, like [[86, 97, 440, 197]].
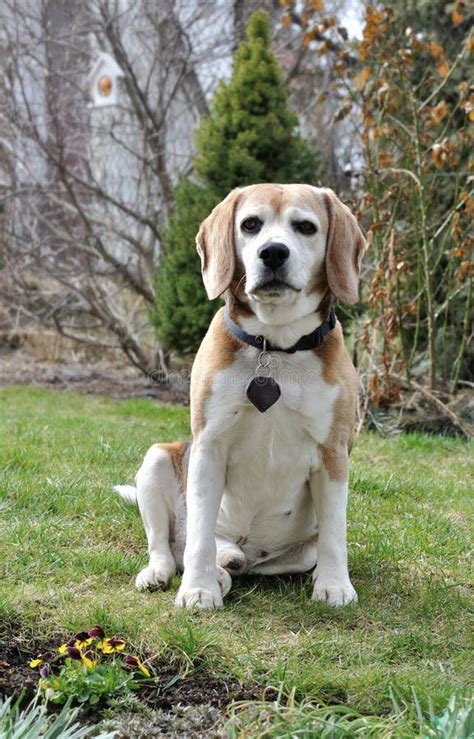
[[115, 184, 366, 609]]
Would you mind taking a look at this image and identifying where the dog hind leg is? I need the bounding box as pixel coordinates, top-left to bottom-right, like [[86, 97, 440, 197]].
[[216, 535, 247, 575], [134, 444, 184, 591]]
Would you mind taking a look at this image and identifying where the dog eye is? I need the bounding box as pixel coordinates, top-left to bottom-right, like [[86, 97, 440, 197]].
[[241, 217, 262, 234], [292, 220, 317, 235]]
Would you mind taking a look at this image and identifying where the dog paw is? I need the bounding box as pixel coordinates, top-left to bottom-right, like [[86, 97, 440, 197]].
[[216, 565, 232, 597], [175, 581, 223, 610], [216, 551, 247, 576], [135, 566, 170, 592], [311, 580, 357, 607]]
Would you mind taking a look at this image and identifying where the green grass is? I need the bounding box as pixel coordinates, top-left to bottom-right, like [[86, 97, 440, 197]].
[[226, 689, 474, 737], [0, 386, 472, 733]]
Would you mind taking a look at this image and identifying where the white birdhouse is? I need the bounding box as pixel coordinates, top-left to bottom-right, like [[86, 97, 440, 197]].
[[86, 52, 124, 108]]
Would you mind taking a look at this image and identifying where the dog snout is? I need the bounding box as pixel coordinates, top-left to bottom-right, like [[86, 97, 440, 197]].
[[257, 243, 290, 272]]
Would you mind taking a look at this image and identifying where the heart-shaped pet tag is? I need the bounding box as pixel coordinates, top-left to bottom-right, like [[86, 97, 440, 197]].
[[246, 376, 281, 413]]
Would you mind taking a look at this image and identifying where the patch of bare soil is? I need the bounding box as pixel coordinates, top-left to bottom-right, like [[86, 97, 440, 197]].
[[0, 643, 38, 699], [0, 344, 189, 404], [0, 640, 270, 737], [139, 666, 261, 712]]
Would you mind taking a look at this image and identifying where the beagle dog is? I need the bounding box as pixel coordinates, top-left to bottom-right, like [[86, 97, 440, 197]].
[[115, 184, 365, 609]]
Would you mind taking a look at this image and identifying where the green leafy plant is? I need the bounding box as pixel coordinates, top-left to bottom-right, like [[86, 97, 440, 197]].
[[0, 691, 114, 738], [29, 625, 153, 706]]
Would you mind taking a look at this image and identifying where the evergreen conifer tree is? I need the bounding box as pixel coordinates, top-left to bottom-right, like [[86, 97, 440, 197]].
[[155, 10, 318, 355]]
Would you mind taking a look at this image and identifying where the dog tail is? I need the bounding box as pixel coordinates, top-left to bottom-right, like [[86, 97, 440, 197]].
[[113, 484, 138, 505]]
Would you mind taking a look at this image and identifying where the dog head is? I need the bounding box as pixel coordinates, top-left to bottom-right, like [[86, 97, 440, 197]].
[[196, 184, 365, 323]]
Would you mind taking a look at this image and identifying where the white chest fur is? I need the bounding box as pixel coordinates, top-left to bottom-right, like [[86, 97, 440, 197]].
[[202, 348, 340, 557]]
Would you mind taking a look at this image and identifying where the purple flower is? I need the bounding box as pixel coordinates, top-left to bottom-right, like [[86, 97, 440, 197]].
[[75, 631, 90, 642], [88, 625, 105, 638], [43, 651, 55, 661], [40, 665, 50, 677], [67, 646, 82, 660]]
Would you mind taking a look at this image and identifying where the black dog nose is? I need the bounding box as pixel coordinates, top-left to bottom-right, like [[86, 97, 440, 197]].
[[258, 243, 290, 271]]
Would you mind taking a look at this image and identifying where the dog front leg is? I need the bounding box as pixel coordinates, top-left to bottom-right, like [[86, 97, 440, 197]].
[[309, 463, 357, 607], [175, 441, 230, 609]]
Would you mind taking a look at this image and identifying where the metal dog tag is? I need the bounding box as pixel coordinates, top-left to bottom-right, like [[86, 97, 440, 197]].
[[246, 340, 281, 412], [246, 376, 281, 413]]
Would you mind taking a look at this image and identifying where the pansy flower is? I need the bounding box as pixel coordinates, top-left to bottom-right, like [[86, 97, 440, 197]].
[[97, 637, 126, 654], [81, 649, 97, 669], [74, 631, 93, 649], [124, 654, 151, 677], [64, 644, 96, 668], [30, 651, 55, 668], [88, 625, 105, 638], [58, 638, 76, 654]]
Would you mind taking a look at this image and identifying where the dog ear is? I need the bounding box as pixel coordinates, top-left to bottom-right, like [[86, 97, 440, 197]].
[[323, 189, 366, 304], [196, 188, 241, 300]]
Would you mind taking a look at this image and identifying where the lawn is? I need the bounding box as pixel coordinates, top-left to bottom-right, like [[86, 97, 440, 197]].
[[0, 386, 472, 736]]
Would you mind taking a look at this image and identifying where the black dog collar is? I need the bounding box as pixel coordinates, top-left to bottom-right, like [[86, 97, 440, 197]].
[[224, 306, 337, 354]]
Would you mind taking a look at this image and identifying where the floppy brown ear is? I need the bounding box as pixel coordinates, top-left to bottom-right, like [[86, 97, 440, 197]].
[[323, 189, 366, 304], [196, 188, 241, 300]]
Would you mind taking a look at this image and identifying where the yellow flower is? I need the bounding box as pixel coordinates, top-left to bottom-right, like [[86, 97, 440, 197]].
[[74, 637, 93, 649], [29, 658, 42, 668], [97, 637, 126, 654], [58, 644, 68, 654], [124, 654, 151, 677], [137, 660, 150, 678]]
